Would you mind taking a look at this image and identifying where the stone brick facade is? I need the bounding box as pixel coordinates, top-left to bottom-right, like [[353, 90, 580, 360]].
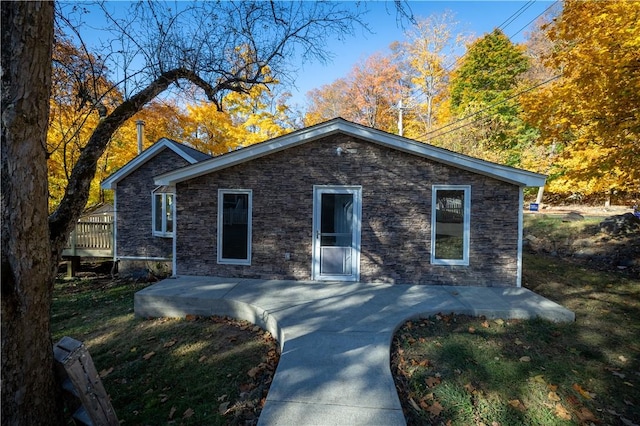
[[175, 134, 522, 286], [116, 148, 190, 264]]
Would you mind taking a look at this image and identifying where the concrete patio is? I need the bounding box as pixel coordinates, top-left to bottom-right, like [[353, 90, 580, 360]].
[[135, 276, 574, 425]]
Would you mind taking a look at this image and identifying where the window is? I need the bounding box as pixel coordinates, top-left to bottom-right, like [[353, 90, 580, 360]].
[[152, 189, 174, 237], [217, 189, 252, 265], [431, 185, 470, 265]]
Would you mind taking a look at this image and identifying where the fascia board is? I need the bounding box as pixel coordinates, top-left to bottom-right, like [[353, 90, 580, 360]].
[[100, 138, 200, 190]]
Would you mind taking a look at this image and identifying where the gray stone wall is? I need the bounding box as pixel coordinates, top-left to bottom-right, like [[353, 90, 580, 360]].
[[176, 134, 521, 286], [116, 149, 190, 261]]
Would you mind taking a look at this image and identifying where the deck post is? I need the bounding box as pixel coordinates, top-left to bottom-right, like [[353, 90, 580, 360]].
[[66, 256, 81, 278]]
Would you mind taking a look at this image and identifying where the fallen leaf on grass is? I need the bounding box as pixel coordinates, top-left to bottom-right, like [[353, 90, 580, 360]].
[[519, 356, 531, 362], [168, 406, 176, 420], [509, 399, 526, 411], [555, 403, 571, 420], [575, 407, 597, 423], [143, 351, 155, 360], [464, 383, 476, 393], [531, 375, 545, 384], [99, 367, 114, 378], [566, 395, 580, 406], [248, 366, 261, 378], [514, 338, 523, 346], [572, 383, 593, 399], [183, 408, 194, 418], [468, 327, 476, 334], [481, 320, 490, 328], [218, 401, 230, 415], [426, 376, 441, 387], [428, 401, 443, 416], [198, 355, 207, 363], [163, 340, 177, 348], [548, 391, 561, 402]]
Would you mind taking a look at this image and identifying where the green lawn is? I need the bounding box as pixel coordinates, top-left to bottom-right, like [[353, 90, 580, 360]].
[[392, 215, 640, 425]]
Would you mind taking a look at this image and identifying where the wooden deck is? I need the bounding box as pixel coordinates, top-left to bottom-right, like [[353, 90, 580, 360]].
[[62, 219, 113, 258]]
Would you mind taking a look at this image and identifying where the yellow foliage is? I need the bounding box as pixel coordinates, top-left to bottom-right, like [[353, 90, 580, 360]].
[[522, 0, 640, 198]]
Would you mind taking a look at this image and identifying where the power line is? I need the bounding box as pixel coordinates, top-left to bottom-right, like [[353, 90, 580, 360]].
[[500, 1, 536, 33], [507, 1, 560, 40], [417, 74, 561, 141], [407, 1, 562, 140]]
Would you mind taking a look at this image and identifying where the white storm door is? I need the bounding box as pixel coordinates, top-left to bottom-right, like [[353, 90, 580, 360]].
[[312, 186, 362, 281]]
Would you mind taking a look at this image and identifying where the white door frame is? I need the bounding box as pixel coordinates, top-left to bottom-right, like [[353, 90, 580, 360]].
[[312, 185, 362, 281]]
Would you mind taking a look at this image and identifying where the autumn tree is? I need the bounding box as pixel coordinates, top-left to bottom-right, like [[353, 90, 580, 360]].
[[306, 52, 404, 132], [48, 34, 126, 211], [2, 1, 367, 423], [181, 84, 295, 156], [521, 0, 640, 200], [392, 11, 467, 136]]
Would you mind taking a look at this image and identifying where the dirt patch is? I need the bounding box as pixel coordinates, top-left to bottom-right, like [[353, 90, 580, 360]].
[[528, 204, 634, 218], [524, 206, 640, 276]]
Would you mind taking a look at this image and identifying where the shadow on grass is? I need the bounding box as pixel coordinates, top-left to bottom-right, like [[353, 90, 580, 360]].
[[51, 276, 279, 425]]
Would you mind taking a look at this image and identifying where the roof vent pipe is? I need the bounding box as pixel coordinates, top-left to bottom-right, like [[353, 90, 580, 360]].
[[136, 120, 145, 154]]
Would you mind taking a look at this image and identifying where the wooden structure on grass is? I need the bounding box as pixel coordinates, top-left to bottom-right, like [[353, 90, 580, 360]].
[[54, 336, 119, 426], [62, 205, 114, 276]]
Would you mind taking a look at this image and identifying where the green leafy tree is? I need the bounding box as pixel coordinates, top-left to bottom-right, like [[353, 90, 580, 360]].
[[446, 29, 533, 165]]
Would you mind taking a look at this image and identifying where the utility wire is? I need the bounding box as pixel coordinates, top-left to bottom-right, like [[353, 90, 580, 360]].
[[508, 1, 559, 40], [409, 0, 561, 140], [500, 1, 536, 32], [418, 74, 561, 141]]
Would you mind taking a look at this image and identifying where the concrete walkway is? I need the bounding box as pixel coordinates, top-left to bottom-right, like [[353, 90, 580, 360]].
[[134, 277, 574, 425]]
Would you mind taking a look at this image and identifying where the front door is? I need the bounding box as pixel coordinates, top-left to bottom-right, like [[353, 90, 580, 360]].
[[312, 186, 362, 281]]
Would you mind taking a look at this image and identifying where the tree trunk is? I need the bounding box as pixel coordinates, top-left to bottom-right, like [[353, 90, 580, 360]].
[[1, 2, 62, 425]]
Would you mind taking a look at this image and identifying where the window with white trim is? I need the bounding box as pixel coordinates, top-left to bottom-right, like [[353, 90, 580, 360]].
[[217, 189, 252, 265], [152, 190, 175, 237], [431, 185, 471, 265]]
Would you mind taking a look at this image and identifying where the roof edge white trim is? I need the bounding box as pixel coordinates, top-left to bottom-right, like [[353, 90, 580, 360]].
[[101, 138, 202, 190], [154, 118, 546, 187]]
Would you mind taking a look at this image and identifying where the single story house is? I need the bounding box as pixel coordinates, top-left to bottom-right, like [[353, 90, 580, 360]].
[[103, 118, 545, 286], [100, 138, 211, 274]]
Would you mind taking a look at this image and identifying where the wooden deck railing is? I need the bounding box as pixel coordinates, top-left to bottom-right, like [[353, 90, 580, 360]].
[[63, 220, 113, 258]]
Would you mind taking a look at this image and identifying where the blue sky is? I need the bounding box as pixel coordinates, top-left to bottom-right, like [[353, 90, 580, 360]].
[[290, 1, 556, 105], [71, 1, 557, 107]]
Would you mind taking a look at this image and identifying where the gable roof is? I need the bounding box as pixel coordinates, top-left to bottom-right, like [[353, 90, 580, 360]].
[[154, 118, 546, 187], [101, 138, 211, 190]]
